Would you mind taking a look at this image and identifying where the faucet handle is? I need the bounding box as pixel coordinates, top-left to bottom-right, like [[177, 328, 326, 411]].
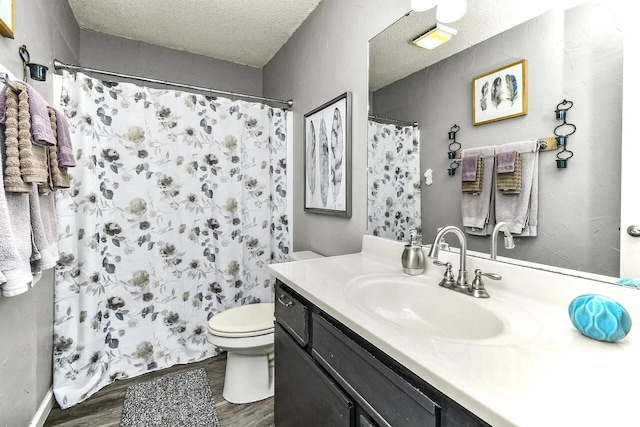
[[470, 269, 501, 298], [433, 260, 455, 288]]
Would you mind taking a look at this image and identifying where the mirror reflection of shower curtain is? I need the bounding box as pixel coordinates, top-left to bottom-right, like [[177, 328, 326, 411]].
[[52, 71, 289, 408], [367, 120, 421, 240]]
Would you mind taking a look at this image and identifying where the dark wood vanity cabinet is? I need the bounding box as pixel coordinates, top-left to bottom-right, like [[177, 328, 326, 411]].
[[274, 280, 489, 427], [274, 323, 354, 426]]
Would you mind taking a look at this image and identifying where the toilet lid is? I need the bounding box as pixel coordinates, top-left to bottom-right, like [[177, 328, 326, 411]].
[[208, 303, 275, 337]]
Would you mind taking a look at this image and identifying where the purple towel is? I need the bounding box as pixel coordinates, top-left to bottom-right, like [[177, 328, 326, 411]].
[[497, 150, 517, 173], [0, 82, 56, 146], [0, 85, 7, 124], [52, 107, 76, 167], [461, 153, 478, 182], [26, 83, 57, 146]]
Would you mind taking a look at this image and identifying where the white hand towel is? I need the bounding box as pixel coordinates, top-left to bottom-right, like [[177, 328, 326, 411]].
[[2, 191, 33, 296], [0, 126, 33, 296], [495, 140, 538, 236], [461, 146, 495, 236]]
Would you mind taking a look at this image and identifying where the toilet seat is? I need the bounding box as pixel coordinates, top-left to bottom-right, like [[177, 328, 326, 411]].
[[208, 303, 274, 338]]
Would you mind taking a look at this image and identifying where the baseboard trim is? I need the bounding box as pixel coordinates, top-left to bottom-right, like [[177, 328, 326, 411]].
[[29, 388, 54, 427]]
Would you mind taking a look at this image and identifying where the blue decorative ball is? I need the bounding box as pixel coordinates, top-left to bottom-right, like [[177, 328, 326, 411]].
[[568, 294, 632, 342]]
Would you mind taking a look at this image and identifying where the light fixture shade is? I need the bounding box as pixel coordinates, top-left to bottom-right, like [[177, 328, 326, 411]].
[[411, 0, 438, 12], [436, 0, 467, 23], [412, 23, 457, 50]]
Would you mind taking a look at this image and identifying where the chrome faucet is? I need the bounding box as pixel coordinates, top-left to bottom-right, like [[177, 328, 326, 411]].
[[491, 222, 515, 259], [428, 226, 469, 289]]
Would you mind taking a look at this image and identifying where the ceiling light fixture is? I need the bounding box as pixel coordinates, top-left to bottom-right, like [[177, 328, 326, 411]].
[[436, 0, 467, 23], [411, 23, 457, 50], [411, 0, 438, 12]]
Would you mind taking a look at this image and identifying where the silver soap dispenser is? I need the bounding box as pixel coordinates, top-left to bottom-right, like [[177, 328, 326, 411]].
[[402, 230, 425, 275]]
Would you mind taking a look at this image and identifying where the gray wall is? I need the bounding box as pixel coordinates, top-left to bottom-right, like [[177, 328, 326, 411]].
[[0, 1, 79, 425], [372, 3, 622, 276], [263, 0, 410, 256], [0, 5, 265, 426], [79, 29, 263, 96]]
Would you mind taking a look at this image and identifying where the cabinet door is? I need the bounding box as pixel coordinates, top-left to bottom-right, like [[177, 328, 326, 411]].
[[312, 314, 440, 427], [274, 323, 354, 427]]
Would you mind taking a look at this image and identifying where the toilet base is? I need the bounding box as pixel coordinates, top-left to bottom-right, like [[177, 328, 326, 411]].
[[222, 350, 275, 404]]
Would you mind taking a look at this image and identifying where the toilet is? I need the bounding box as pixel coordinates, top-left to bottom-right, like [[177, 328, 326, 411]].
[[207, 251, 323, 404], [208, 303, 276, 404]]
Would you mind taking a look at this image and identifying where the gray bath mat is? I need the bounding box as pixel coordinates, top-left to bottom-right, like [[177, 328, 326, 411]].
[[120, 368, 221, 427]]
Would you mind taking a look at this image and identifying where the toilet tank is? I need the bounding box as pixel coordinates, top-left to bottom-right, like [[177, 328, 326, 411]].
[[289, 251, 324, 261]]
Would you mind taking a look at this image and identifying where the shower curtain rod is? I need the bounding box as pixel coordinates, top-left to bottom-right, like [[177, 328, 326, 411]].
[[368, 114, 418, 127], [52, 59, 294, 109]]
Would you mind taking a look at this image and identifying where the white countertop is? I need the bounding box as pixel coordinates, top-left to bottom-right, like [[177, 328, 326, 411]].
[[269, 236, 640, 427]]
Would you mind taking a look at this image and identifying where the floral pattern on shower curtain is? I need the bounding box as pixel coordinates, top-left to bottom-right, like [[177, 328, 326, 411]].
[[367, 120, 421, 241], [53, 71, 289, 408]]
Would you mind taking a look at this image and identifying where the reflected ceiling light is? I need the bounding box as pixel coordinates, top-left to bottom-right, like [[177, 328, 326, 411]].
[[411, 23, 457, 50], [411, 0, 438, 12], [436, 0, 467, 23]]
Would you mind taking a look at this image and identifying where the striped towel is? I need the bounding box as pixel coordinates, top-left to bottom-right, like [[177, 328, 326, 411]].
[[462, 156, 483, 194], [496, 152, 521, 194]]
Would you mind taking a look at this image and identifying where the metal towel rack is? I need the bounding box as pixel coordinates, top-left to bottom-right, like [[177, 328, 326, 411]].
[[0, 72, 20, 93]]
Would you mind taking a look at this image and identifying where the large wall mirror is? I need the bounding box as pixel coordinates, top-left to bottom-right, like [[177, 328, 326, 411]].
[[368, 0, 624, 279]]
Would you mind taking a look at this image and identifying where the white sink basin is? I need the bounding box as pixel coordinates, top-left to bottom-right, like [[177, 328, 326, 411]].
[[346, 274, 538, 344]]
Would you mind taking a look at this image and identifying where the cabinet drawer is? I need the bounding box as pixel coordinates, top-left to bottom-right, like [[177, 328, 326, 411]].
[[275, 324, 353, 427], [275, 281, 309, 347], [312, 313, 440, 427]]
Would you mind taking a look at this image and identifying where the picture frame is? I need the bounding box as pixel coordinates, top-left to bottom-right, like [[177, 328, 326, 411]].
[[0, 0, 14, 39], [304, 92, 352, 217], [472, 59, 527, 126]]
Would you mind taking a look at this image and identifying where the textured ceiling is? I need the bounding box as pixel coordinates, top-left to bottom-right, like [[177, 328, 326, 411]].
[[370, 0, 591, 91], [67, 0, 591, 87], [67, 0, 323, 68]]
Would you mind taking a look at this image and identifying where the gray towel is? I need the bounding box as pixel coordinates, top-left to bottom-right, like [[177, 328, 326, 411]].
[[29, 186, 47, 272], [461, 146, 495, 236], [0, 124, 32, 294], [495, 140, 538, 236], [35, 191, 59, 270]]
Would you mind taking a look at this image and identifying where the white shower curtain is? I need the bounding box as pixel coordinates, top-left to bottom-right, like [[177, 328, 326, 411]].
[[53, 71, 289, 408], [367, 120, 421, 240]]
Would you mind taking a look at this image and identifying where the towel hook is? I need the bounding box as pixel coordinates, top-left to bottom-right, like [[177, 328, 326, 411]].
[[18, 45, 48, 82]]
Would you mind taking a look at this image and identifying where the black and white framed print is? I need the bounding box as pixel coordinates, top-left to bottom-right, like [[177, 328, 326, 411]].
[[304, 92, 351, 217]]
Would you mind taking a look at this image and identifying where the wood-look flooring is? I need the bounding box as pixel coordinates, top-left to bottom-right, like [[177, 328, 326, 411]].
[[44, 352, 274, 427]]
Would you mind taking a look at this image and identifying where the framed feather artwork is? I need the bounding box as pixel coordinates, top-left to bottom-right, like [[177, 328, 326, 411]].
[[472, 59, 527, 126], [0, 0, 14, 38], [304, 92, 352, 217]]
